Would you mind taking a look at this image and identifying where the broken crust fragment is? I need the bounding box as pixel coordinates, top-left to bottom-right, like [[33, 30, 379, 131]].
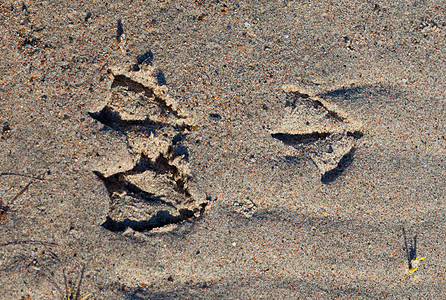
[[127, 131, 174, 161], [281, 83, 363, 133], [282, 83, 325, 98], [110, 65, 192, 122], [272, 101, 361, 137], [308, 135, 354, 174]]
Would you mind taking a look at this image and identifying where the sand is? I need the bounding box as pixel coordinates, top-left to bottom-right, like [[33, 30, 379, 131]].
[[0, 1, 444, 299]]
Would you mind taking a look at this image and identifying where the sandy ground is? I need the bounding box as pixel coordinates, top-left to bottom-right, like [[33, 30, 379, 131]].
[[0, 0, 445, 299]]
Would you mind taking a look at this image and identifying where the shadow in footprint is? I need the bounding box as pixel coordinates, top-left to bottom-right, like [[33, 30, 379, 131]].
[[320, 148, 356, 184], [89, 106, 168, 135], [272, 132, 331, 145]]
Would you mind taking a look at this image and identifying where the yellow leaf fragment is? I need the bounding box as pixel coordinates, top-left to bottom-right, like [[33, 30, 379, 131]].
[[79, 294, 92, 300]]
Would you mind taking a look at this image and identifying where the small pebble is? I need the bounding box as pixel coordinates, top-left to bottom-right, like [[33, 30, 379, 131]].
[[2, 123, 11, 132], [85, 12, 91, 22], [117, 19, 124, 40], [209, 113, 222, 121]]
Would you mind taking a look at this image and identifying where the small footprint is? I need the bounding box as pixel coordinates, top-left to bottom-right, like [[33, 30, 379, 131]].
[[272, 85, 363, 183]]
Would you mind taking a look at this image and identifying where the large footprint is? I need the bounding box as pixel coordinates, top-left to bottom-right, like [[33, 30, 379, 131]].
[[272, 84, 363, 183], [89, 64, 207, 234]]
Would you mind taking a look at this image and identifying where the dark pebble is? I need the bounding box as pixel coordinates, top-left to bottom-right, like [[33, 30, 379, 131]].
[[85, 12, 91, 22], [3, 123, 11, 132], [209, 113, 222, 121], [136, 50, 153, 65]]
